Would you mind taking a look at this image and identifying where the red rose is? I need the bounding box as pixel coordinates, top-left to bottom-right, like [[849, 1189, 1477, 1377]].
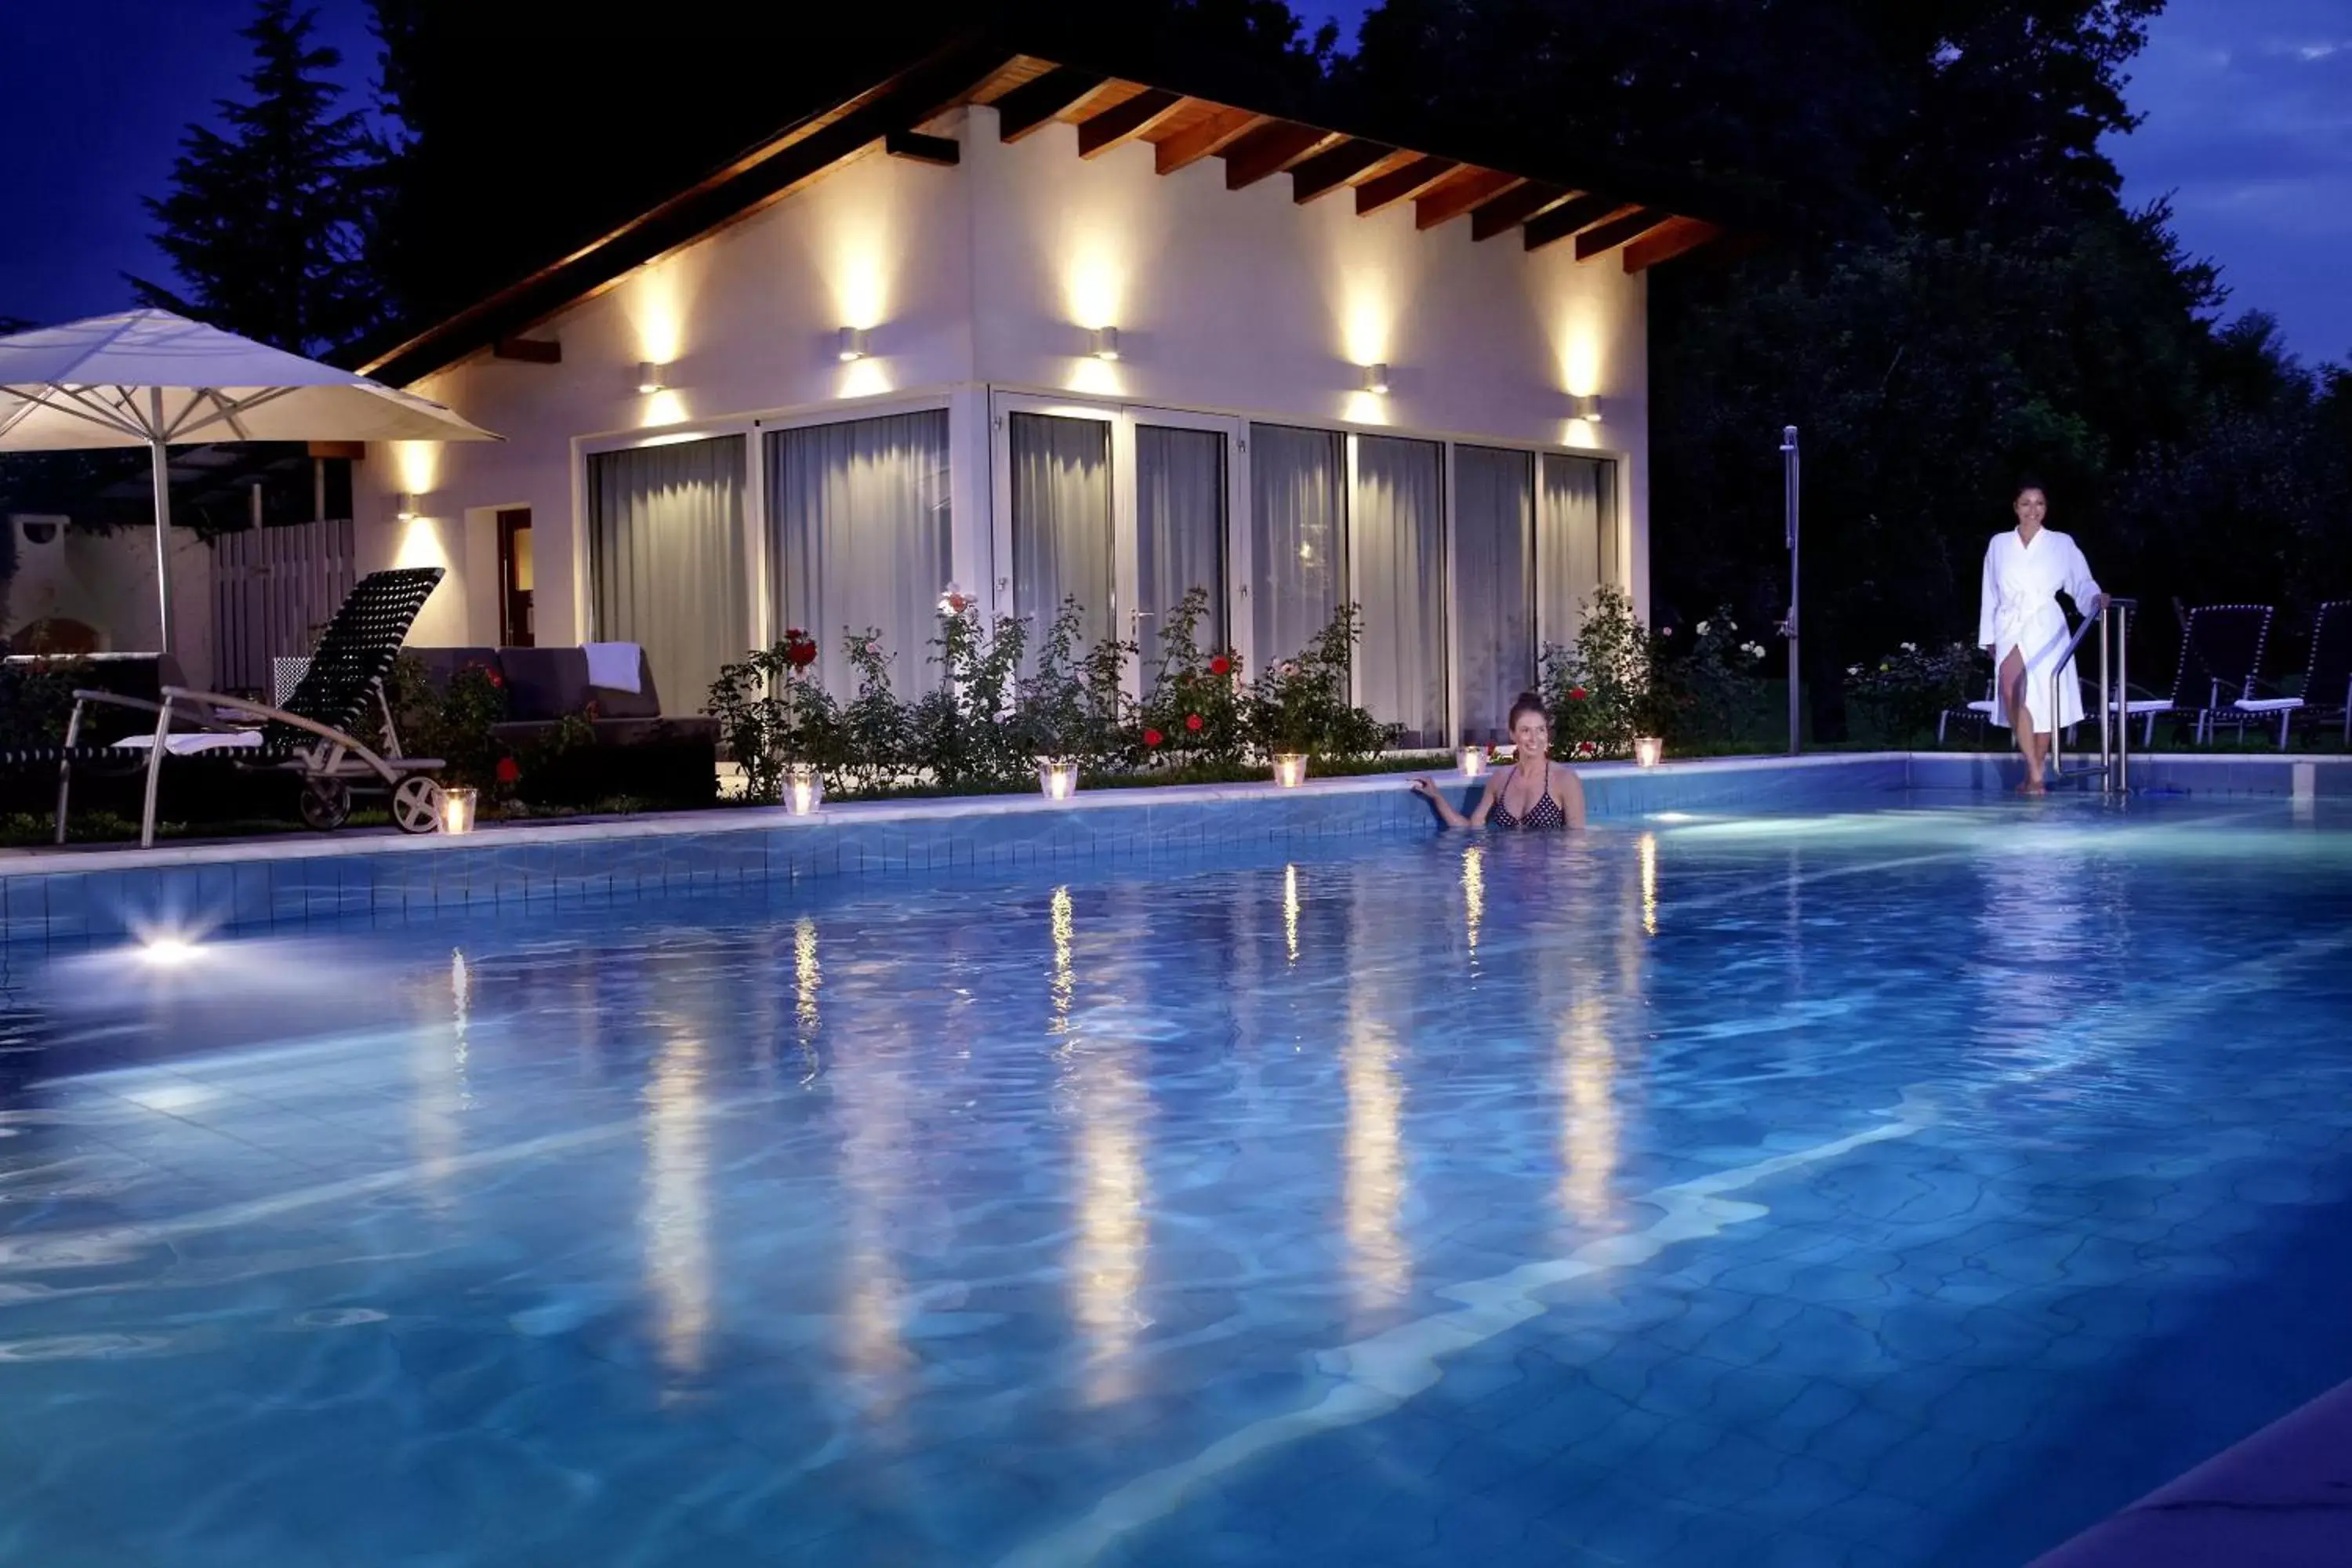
[[495, 757, 521, 786], [487, 671, 503, 688], [1143, 728, 1163, 748], [1185, 713, 1203, 732], [1209, 655, 1232, 677], [1569, 687, 1589, 702], [785, 636, 818, 669]]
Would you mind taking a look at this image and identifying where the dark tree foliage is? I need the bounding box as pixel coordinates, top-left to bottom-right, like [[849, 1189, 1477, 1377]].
[[132, 0, 383, 355], [1343, 0, 2350, 729]]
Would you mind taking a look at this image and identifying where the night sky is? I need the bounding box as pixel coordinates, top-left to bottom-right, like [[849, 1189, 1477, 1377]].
[[1, 0, 2346, 363]]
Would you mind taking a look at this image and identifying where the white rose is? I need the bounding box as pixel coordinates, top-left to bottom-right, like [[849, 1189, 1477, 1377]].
[[1696, 620, 1710, 635], [1846, 664, 1861, 676], [1900, 641, 1918, 652]]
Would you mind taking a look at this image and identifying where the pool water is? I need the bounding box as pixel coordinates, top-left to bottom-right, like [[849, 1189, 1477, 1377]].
[[4, 793, 2351, 1568]]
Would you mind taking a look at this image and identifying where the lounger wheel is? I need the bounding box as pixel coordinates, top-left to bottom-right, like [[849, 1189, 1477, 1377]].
[[392, 777, 446, 835], [298, 778, 353, 831]]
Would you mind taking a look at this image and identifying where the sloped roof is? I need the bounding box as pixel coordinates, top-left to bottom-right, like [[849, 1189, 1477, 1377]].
[[358, 41, 1735, 389]]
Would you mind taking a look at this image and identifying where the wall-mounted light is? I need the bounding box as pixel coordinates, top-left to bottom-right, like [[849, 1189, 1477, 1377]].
[[1091, 327, 1121, 362], [394, 491, 419, 520], [837, 328, 870, 363], [636, 361, 667, 394], [1570, 393, 1603, 422], [1363, 363, 1391, 396]]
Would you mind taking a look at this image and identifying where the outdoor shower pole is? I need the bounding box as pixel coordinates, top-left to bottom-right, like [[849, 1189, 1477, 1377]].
[[1780, 425, 1800, 755]]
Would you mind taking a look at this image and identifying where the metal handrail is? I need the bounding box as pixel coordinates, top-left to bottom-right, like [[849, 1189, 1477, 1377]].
[[2048, 595, 2136, 793]]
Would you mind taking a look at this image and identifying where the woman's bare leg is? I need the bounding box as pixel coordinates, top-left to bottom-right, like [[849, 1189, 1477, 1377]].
[[1999, 648, 2045, 793]]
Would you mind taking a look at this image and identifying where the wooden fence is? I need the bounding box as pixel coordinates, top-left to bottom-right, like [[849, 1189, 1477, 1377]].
[[210, 517, 358, 697]]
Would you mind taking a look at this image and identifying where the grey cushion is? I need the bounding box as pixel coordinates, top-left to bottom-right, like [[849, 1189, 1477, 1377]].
[[495, 648, 590, 722]]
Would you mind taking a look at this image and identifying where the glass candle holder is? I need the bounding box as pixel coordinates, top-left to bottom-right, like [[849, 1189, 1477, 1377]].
[[1457, 745, 1488, 778], [440, 786, 477, 835], [1037, 757, 1080, 801], [1634, 736, 1665, 768], [785, 763, 824, 816], [1272, 753, 1309, 789]]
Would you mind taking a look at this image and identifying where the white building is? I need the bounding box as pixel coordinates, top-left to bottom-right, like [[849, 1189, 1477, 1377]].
[[357, 47, 1723, 745]]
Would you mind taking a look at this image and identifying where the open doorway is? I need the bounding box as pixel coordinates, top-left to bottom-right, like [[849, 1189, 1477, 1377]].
[[497, 507, 534, 646]]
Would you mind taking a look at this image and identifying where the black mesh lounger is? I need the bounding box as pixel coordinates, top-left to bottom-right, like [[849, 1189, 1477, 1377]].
[[49, 567, 451, 847]]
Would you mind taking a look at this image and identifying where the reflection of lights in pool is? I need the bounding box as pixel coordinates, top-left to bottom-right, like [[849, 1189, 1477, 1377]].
[[1650, 811, 1697, 823], [136, 935, 200, 969]]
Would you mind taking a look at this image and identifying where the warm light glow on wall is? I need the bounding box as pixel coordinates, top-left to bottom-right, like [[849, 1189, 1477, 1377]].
[[1066, 357, 1124, 397], [838, 358, 895, 399], [393, 440, 440, 495], [630, 263, 685, 367], [1339, 274, 1392, 370], [394, 516, 450, 572], [1064, 239, 1127, 334], [640, 389, 690, 428], [822, 197, 897, 336], [1342, 389, 1392, 426]]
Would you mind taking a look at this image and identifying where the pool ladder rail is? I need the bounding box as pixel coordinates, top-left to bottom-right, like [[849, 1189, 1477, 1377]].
[[2048, 595, 2136, 794]]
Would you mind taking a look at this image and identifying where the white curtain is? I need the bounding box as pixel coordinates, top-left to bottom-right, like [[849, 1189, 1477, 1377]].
[[1454, 445, 1536, 744], [1247, 423, 1346, 666], [1136, 424, 1228, 667], [1010, 412, 1113, 652], [768, 410, 951, 701], [588, 434, 746, 715], [1354, 435, 1446, 746], [1539, 453, 1617, 646]]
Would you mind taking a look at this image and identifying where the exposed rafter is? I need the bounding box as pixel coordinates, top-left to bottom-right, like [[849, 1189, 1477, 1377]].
[[1522, 194, 1628, 252], [884, 129, 960, 167], [1154, 107, 1262, 175], [1221, 122, 1332, 190], [1575, 207, 1675, 261], [1623, 217, 1726, 272], [1415, 169, 1519, 230], [1468, 183, 1567, 241], [1288, 139, 1393, 203], [1077, 88, 1187, 158], [1354, 154, 1458, 216], [993, 65, 1109, 142]]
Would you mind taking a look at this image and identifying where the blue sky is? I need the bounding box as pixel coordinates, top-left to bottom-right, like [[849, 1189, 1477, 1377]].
[[2, 0, 2346, 363]]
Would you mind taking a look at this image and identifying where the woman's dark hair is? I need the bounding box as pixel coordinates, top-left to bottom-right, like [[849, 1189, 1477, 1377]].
[[2014, 477, 2049, 502], [1508, 691, 1549, 731]]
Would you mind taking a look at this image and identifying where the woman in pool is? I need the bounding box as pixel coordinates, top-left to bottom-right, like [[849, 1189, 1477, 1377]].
[[1411, 691, 1588, 830], [1980, 480, 2105, 796]]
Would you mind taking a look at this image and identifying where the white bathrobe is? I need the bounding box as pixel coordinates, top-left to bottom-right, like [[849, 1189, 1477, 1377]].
[[1979, 527, 2103, 733]]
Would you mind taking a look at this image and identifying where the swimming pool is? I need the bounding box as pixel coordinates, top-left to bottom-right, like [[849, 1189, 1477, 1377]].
[[3, 791, 2350, 1566]]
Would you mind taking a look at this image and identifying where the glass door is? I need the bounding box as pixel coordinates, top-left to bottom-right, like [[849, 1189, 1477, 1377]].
[[1000, 405, 1119, 665], [1129, 408, 1240, 679]]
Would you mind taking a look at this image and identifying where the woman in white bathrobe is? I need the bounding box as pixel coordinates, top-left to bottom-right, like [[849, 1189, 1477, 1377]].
[[1980, 482, 2105, 794]]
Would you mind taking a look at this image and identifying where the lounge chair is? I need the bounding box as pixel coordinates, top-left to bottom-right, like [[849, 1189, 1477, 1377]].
[[50, 567, 450, 846], [2228, 600, 2352, 747], [2114, 604, 2273, 746]]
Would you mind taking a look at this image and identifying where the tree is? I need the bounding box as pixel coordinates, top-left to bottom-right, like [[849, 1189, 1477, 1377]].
[[134, 0, 381, 355]]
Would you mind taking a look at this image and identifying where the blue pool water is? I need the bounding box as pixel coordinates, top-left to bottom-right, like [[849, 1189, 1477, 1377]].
[[4, 793, 2352, 1568]]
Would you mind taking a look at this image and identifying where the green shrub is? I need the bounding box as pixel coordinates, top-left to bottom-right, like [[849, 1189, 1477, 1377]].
[[1137, 586, 1245, 766], [705, 628, 841, 804], [1243, 602, 1399, 762]]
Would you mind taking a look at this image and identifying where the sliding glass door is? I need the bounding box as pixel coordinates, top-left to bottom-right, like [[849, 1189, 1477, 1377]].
[[1538, 452, 1618, 650], [1134, 421, 1229, 670], [1354, 435, 1446, 747], [1247, 423, 1347, 670], [1454, 445, 1536, 744], [586, 434, 747, 714], [768, 409, 951, 701], [1008, 411, 1116, 659]]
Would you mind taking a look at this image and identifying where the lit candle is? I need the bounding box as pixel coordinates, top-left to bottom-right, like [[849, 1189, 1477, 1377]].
[[440, 786, 477, 835], [1038, 758, 1081, 801], [1633, 736, 1664, 768], [1457, 745, 1487, 778], [1272, 753, 1309, 789], [785, 764, 824, 816]]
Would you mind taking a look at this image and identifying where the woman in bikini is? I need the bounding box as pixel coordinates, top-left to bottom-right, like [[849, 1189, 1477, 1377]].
[[1411, 691, 1588, 830]]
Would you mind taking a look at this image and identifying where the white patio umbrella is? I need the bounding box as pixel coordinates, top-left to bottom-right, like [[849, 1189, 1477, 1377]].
[[0, 308, 497, 656]]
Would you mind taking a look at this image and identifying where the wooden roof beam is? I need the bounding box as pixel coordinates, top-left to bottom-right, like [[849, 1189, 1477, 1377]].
[[1355, 154, 1458, 216], [1221, 122, 1333, 189], [1576, 207, 1676, 261], [884, 129, 960, 167], [1414, 169, 1519, 230], [1289, 138, 1394, 203], [1077, 89, 1188, 158], [1223, 122, 1336, 190], [1623, 217, 1726, 272], [1522, 193, 1629, 252], [1469, 182, 1569, 241], [1154, 106, 1262, 174], [993, 66, 1110, 142]]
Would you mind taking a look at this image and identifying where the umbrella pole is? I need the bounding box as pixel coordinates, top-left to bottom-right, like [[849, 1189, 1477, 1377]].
[[148, 430, 176, 659]]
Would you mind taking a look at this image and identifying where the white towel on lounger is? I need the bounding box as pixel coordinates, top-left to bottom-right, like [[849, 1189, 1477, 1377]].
[[583, 641, 642, 693], [111, 731, 265, 756]]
